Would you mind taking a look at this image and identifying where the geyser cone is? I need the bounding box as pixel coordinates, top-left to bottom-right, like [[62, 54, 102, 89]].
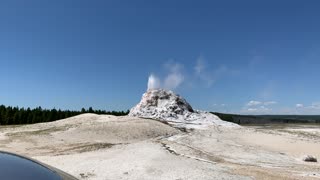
[[129, 89, 238, 129]]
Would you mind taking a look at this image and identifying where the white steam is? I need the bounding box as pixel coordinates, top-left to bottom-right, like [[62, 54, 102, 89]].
[[147, 73, 184, 90], [147, 74, 161, 90], [147, 62, 184, 90], [164, 73, 184, 90], [147, 56, 224, 90]]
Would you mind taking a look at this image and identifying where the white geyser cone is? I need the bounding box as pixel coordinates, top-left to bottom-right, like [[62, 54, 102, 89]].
[[129, 89, 238, 129]]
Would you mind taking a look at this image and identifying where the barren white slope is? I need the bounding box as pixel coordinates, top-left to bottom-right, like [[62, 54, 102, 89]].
[[129, 89, 238, 129], [0, 114, 319, 179], [0, 114, 249, 180]]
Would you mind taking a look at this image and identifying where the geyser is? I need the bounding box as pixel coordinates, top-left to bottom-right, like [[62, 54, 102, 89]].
[[129, 89, 238, 129]]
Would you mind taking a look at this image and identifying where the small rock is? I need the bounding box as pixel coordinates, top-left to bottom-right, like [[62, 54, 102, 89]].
[[303, 155, 317, 162], [79, 173, 87, 178]]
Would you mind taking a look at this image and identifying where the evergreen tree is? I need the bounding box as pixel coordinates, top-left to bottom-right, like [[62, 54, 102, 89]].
[[88, 107, 94, 113]]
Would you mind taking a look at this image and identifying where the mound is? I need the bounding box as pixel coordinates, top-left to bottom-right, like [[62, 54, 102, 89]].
[[129, 89, 238, 129]]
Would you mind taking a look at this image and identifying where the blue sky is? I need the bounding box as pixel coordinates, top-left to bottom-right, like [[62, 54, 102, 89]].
[[1, 0, 320, 114]]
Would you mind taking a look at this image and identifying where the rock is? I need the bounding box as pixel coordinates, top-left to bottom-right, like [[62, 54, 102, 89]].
[[129, 89, 238, 129], [303, 155, 317, 162]]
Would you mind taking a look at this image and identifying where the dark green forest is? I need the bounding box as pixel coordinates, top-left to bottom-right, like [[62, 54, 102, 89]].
[[0, 105, 129, 125]]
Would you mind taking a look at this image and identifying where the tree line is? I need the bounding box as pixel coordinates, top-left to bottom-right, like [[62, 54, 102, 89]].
[[0, 105, 129, 125]]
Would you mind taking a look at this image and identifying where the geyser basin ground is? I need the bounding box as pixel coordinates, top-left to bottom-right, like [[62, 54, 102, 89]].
[[0, 114, 319, 179]]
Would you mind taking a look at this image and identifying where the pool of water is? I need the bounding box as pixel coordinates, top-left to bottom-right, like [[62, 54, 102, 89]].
[[0, 152, 61, 180]]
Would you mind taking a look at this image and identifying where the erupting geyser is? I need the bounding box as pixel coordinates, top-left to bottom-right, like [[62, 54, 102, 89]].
[[147, 74, 161, 90], [129, 89, 238, 129]]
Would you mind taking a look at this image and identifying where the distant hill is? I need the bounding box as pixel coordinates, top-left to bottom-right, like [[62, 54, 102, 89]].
[[211, 112, 320, 124], [0, 105, 129, 125]]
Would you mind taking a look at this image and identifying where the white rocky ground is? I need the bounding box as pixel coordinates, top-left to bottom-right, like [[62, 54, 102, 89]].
[[0, 90, 319, 179], [0, 114, 319, 179]]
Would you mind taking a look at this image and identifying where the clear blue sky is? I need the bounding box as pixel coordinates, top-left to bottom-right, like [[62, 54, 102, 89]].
[[1, 0, 320, 114]]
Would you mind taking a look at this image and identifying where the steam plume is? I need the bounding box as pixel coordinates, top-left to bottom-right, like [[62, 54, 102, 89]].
[[147, 74, 161, 90]]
